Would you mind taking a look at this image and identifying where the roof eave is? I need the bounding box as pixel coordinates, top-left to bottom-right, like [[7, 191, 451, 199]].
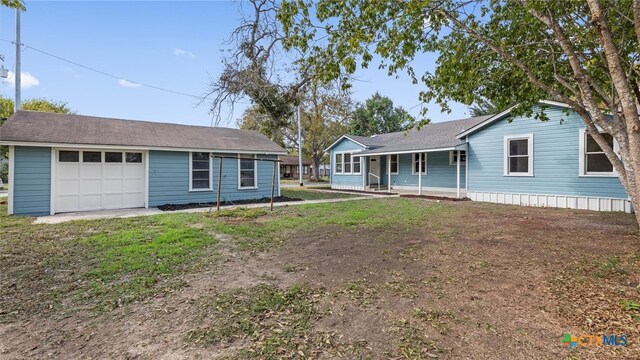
[[324, 135, 369, 152]]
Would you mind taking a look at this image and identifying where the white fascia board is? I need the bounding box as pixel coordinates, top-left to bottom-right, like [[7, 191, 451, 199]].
[[0, 141, 287, 155]]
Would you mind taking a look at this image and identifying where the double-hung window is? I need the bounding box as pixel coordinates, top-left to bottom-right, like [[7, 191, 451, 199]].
[[239, 154, 257, 189], [580, 130, 617, 176], [450, 151, 466, 165], [389, 154, 399, 174], [344, 153, 352, 173], [191, 152, 211, 190], [504, 134, 533, 176], [352, 155, 361, 174], [412, 153, 427, 175], [335, 153, 343, 174]]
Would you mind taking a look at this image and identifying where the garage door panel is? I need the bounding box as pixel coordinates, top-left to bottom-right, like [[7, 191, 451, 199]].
[[57, 164, 79, 179], [80, 179, 102, 195], [81, 164, 102, 179], [58, 179, 80, 195], [55, 150, 145, 213]]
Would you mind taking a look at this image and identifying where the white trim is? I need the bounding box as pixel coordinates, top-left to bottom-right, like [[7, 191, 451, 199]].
[[50, 149, 56, 215], [389, 154, 399, 174], [238, 154, 258, 190], [411, 153, 427, 175], [449, 150, 466, 165], [456, 100, 575, 139], [467, 190, 633, 213], [325, 135, 368, 152], [578, 128, 619, 177], [503, 134, 534, 177], [189, 152, 213, 192], [144, 150, 149, 208], [0, 141, 287, 155], [360, 147, 456, 157], [456, 150, 461, 198], [465, 136, 469, 191], [276, 155, 281, 197], [387, 155, 392, 193], [391, 185, 465, 194], [8, 146, 14, 215]]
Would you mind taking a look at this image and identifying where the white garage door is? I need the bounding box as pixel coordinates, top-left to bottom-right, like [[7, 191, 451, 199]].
[[55, 149, 145, 213]]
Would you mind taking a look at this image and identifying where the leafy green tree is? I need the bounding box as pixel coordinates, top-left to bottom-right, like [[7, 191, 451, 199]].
[[0, 96, 74, 158], [278, 0, 640, 227], [1, 0, 25, 10], [469, 99, 500, 117], [348, 92, 414, 136]]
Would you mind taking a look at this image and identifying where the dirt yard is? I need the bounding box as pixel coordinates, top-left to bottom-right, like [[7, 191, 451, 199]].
[[0, 197, 639, 359]]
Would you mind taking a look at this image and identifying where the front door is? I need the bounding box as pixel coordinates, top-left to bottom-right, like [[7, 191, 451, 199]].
[[369, 156, 380, 185]]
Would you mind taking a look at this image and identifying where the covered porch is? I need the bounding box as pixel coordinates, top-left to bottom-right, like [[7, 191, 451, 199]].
[[358, 145, 468, 199]]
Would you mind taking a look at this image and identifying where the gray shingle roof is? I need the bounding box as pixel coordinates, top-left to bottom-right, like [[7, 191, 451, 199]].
[[279, 155, 311, 166], [0, 111, 287, 154], [349, 115, 492, 155]]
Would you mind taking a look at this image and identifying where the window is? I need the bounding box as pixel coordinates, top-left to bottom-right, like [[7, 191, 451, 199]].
[[105, 152, 123, 163], [450, 150, 466, 165], [191, 152, 211, 190], [334, 152, 361, 174], [335, 153, 343, 173], [504, 134, 533, 176], [412, 153, 427, 175], [126, 152, 142, 163], [353, 156, 361, 174], [82, 151, 101, 163], [239, 155, 257, 189], [59, 150, 79, 162], [389, 154, 399, 174], [344, 153, 352, 173], [581, 130, 617, 176], [303, 166, 308, 175]]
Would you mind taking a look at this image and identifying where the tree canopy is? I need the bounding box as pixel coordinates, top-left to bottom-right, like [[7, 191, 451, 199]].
[[348, 92, 414, 136], [278, 0, 640, 227]]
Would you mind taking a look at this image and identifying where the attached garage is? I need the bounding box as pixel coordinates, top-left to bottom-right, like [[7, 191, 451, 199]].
[[53, 149, 146, 213]]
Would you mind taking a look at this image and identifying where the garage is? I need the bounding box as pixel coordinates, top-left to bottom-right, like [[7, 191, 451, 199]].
[[54, 149, 146, 213]]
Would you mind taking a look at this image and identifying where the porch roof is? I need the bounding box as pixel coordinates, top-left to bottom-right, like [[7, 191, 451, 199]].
[[353, 115, 490, 156]]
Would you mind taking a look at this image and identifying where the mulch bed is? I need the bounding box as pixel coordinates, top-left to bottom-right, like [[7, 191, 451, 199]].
[[157, 196, 303, 211], [400, 194, 470, 201]]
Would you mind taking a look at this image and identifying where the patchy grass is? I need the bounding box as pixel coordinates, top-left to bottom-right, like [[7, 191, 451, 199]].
[[2, 197, 640, 359], [210, 207, 269, 219], [280, 187, 359, 200]]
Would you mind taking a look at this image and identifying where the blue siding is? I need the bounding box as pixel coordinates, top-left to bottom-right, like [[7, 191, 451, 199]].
[[381, 152, 465, 189], [13, 146, 51, 216], [148, 151, 279, 207], [330, 137, 366, 188], [467, 105, 627, 198]]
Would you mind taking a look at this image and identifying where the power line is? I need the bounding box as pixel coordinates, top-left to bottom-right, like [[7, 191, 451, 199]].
[[0, 38, 206, 100]]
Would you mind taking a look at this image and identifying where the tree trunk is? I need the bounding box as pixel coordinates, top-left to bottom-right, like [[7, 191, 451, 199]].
[[312, 154, 322, 181]]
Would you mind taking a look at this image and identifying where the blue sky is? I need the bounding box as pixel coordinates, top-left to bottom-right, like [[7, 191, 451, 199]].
[[0, 1, 470, 127]]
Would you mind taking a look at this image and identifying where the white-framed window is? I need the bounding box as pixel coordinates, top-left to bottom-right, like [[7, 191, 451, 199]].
[[412, 153, 427, 175], [333, 152, 361, 174], [504, 134, 534, 176], [579, 129, 618, 177], [190, 152, 212, 191], [389, 154, 399, 174], [449, 150, 466, 165], [335, 153, 343, 174], [238, 154, 257, 189]]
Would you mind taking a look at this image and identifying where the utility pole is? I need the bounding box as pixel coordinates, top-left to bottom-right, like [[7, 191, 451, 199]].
[[14, 9, 21, 112], [297, 104, 303, 187]]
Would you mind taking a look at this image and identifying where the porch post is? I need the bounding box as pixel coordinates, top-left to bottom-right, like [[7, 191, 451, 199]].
[[456, 150, 461, 198], [387, 155, 391, 193], [418, 153, 422, 195], [362, 156, 367, 190]]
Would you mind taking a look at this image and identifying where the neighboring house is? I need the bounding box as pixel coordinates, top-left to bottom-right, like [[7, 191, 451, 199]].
[[318, 164, 330, 178], [0, 111, 286, 216], [279, 155, 311, 179], [327, 100, 632, 213]]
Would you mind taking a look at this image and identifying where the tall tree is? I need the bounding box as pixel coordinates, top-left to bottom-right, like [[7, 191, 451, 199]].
[[1, 0, 25, 10], [239, 81, 352, 178], [469, 99, 500, 117], [349, 92, 414, 136], [0, 96, 74, 158], [279, 0, 640, 228]]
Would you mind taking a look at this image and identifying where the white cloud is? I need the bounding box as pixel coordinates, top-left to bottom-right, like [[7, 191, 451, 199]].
[[174, 48, 196, 58], [4, 71, 40, 89], [117, 79, 141, 88], [63, 67, 81, 79]]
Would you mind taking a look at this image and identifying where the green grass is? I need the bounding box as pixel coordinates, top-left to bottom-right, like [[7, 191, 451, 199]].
[[280, 187, 359, 200], [0, 198, 454, 316]]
